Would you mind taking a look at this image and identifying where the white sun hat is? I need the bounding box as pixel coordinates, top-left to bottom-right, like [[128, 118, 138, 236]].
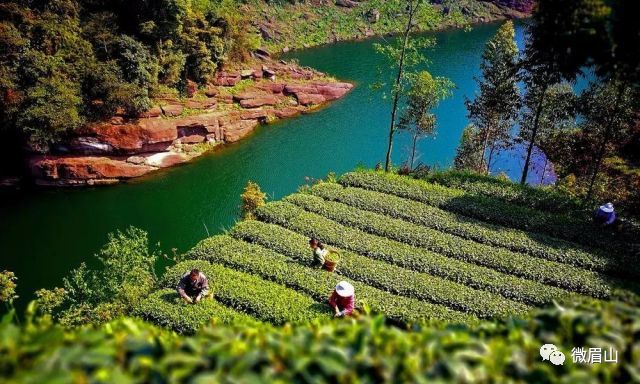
[[600, 202, 614, 213], [335, 281, 354, 297]]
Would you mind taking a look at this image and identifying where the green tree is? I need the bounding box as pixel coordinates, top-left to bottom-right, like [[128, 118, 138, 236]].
[[454, 124, 484, 173], [373, 0, 435, 172], [43, 227, 159, 326], [398, 71, 454, 169], [580, 80, 636, 200], [17, 75, 83, 151], [465, 21, 519, 174], [526, 83, 578, 183]]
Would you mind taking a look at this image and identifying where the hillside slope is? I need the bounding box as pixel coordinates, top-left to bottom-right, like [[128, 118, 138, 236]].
[[136, 170, 639, 332]]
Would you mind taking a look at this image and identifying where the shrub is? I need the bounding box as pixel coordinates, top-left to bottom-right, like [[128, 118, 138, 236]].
[[424, 170, 584, 213], [229, 220, 530, 319], [252, 201, 587, 307], [279, 196, 620, 299], [339, 171, 637, 253], [186, 235, 476, 325], [241, 181, 267, 220], [308, 182, 640, 279], [160, 261, 331, 325], [135, 288, 257, 334], [0, 271, 18, 305], [46, 227, 160, 326]]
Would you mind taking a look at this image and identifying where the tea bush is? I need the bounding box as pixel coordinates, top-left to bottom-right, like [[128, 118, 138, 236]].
[[230, 220, 531, 319], [186, 235, 476, 325], [308, 182, 638, 278], [253, 200, 580, 306], [261, 199, 615, 299], [158, 261, 331, 325], [135, 288, 257, 334], [1, 301, 638, 383], [340, 171, 636, 252], [425, 170, 585, 213]]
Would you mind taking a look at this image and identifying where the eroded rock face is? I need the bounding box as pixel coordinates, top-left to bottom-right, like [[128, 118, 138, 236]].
[[145, 152, 188, 168], [31, 59, 354, 186], [31, 156, 156, 182], [88, 121, 178, 153]]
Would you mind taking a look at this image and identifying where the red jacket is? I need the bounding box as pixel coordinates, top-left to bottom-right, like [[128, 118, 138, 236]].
[[328, 291, 355, 316]]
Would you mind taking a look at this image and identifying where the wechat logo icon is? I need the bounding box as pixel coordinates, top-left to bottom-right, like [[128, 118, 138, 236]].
[[540, 344, 566, 365]]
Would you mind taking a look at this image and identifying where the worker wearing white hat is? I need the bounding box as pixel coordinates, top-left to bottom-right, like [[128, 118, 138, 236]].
[[594, 202, 617, 227], [328, 281, 355, 317]]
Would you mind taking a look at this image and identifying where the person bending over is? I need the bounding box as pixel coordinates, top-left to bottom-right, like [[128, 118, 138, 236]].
[[329, 281, 355, 317], [177, 268, 210, 304], [309, 237, 328, 267], [593, 202, 617, 227]]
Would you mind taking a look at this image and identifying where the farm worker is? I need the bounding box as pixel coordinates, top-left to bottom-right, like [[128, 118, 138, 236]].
[[309, 237, 328, 267], [177, 268, 210, 304], [593, 202, 617, 227], [329, 281, 355, 317]]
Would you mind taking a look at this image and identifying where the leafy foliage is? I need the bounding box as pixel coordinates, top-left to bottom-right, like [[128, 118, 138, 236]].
[[157, 260, 332, 325], [229, 220, 528, 319], [465, 21, 520, 173], [1, 301, 639, 383], [185, 234, 474, 325], [339, 171, 638, 253], [281, 194, 624, 299], [40, 227, 159, 326], [240, 180, 267, 220], [307, 182, 637, 279], [0, 271, 18, 305], [398, 70, 454, 168]]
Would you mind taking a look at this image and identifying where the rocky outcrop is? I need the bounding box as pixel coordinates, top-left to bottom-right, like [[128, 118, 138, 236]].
[[29, 58, 354, 186]]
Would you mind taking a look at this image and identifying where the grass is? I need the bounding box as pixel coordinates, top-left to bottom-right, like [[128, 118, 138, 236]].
[[138, 169, 638, 333]]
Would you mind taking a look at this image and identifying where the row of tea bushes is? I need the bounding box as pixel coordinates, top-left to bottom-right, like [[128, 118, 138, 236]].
[[230, 220, 530, 318], [157, 261, 331, 325], [187, 235, 476, 325], [339, 171, 632, 253], [253, 201, 581, 306], [308, 182, 637, 278], [277, 196, 614, 298], [135, 288, 258, 334], [425, 170, 584, 213]]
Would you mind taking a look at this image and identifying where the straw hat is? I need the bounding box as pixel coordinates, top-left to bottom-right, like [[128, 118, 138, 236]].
[[600, 202, 614, 213], [335, 281, 354, 297]]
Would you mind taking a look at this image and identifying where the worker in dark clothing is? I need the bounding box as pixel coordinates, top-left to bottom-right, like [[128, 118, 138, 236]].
[[177, 268, 210, 304], [594, 202, 617, 227]]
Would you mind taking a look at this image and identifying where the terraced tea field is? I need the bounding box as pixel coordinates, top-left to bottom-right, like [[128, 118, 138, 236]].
[[137, 171, 640, 333]]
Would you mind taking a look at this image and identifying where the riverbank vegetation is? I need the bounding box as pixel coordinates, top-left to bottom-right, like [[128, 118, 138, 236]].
[[0, 0, 525, 178], [448, 0, 640, 214]]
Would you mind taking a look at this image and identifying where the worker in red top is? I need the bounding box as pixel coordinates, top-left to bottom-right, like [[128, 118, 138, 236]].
[[328, 281, 355, 317]]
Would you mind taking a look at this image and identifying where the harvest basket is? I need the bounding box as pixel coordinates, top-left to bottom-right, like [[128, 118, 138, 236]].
[[323, 250, 341, 272]]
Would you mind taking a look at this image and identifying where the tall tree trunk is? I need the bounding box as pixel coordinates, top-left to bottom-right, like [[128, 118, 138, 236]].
[[520, 85, 548, 185], [410, 133, 419, 169], [586, 82, 625, 201], [384, 1, 420, 172], [486, 143, 496, 175]]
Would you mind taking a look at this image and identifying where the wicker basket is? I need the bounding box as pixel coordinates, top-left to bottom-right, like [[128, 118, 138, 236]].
[[323, 250, 341, 272]]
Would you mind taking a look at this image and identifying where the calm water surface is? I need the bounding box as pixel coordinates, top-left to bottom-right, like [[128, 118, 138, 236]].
[[1, 22, 541, 308]]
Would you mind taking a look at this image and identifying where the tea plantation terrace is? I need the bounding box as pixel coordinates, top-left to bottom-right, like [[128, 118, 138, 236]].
[[136, 171, 640, 333]]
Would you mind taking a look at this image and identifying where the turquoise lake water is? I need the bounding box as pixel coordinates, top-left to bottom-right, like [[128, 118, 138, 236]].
[[1, 21, 543, 308]]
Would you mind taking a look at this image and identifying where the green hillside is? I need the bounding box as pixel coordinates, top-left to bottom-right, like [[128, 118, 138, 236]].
[[135, 170, 639, 331]]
